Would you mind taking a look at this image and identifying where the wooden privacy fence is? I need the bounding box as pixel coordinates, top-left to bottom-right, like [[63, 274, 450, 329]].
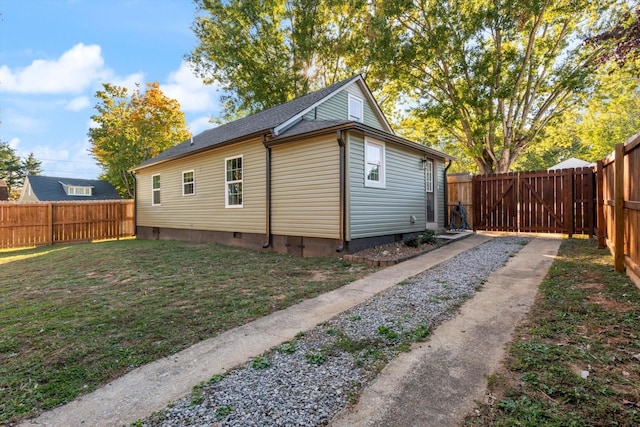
[[598, 133, 640, 286], [0, 200, 135, 249], [468, 168, 595, 237], [446, 173, 474, 229]]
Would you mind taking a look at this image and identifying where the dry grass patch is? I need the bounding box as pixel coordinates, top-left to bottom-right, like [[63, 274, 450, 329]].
[[0, 239, 376, 424], [464, 238, 640, 426]]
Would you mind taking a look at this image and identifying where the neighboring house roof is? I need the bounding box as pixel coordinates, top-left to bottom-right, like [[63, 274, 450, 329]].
[[0, 179, 8, 201], [547, 157, 595, 170], [22, 176, 121, 201], [133, 75, 443, 171]]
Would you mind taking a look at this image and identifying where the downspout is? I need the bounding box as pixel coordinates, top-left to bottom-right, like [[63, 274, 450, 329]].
[[443, 159, 452, 229], [262, 135, 272, 248], [133, 173, 138, 236], [336, 130, 346, 252]]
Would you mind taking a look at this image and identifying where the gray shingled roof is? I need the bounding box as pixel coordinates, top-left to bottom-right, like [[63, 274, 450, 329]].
[[25, 175, 122, 201], [269, 119, 454, 161], [134, 76, 361, 169]]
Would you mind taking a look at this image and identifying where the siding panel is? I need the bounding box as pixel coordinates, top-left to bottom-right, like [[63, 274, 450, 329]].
[[271, 135, 340, 239], [135, 139, 266, 233], [302, 85, 387, 131], [348, 133, 427, 239], [437, 160, 446, 228]]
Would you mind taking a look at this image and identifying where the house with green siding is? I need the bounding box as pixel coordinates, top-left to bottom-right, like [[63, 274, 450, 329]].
[[131, 75, 453, 256]]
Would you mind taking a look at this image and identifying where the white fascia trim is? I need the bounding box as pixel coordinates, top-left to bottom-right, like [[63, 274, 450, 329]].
[[273, 76, 364, 136]]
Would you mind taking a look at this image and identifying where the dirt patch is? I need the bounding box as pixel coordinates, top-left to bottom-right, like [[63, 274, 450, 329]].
[[345, 239, 447, 266], [586, 292, 636, 312]]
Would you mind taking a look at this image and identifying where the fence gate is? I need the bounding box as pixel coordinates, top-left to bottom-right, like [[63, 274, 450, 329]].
[[472, 168, 595, 236]]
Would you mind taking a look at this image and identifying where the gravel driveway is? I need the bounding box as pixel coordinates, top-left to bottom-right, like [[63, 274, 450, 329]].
[[141, 236, 530, 427]]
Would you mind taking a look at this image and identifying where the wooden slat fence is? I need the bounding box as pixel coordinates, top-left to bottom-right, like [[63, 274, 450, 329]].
[[0, 200, 135, 249], [446, 173, 474, 229], [598, 132, 640, 287], [471, 168, 595, 237]]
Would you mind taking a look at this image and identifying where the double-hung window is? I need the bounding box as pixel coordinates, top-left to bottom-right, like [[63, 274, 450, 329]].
[[152, 174, 161, 206], [364, 139, 385, 188], [182, 170, 195, 196], [348, 94, 363, 122], [225, 156, 243, 208]]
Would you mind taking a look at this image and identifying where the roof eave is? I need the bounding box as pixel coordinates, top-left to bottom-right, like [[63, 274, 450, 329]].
[[130, 130, 271, 172], [267, 122, 454, 161]]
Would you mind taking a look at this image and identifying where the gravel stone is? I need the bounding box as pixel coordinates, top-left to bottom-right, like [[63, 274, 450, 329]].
[[141, 236, 531, 427]]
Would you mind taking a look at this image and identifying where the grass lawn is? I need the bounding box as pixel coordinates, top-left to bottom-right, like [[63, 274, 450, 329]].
[[465, 238, 640, 426], [0, 239, 376, 424]]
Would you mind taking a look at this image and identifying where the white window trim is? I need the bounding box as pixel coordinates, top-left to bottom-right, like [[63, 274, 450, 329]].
[[225, 155, 243, 208], [425, 159, 434, 193], [152, 174, 161, 206], [364, 138, 386, 188], [182, 170, 195, 196], [66, 185, 93, 196], [348, 94, 364, 122]]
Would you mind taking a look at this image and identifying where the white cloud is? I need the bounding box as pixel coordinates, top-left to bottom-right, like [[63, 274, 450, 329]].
[[189, 115, 216, 135], [110, 72, 145, 93], [162, 61, 220, 113], [66, 96, 91, 111], [0, 43, 107, 94], [8, 137, 20, 150]]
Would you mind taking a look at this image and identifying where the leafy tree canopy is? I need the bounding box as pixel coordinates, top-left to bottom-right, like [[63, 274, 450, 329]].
[[372, 0, 625, 173], [88, 82, 190, 198], [188, 0, 385, 120], [0, 142, 42, 199], [586, 6, 640, 70], [189, 0, 630, 174]]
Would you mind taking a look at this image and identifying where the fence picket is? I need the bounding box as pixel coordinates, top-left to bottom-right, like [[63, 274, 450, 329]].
[[0, 200, 134, 249]]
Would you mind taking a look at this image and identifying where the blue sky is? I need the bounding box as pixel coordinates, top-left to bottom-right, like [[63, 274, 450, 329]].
[[0, 0, 222, 179]]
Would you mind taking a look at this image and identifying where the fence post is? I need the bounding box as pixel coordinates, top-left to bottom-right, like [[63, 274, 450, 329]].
[[472, 175, 478, 232], [47, 203, 53, 246], [614, 143, 625, 272], [116, 201, 121, 240], [563, 171, 574, 238], [596, 161, 605, 248]]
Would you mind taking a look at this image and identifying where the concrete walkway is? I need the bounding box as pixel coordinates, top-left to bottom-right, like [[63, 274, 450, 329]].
[[329, 237, 562, 427], [21, 234, 492, 427]]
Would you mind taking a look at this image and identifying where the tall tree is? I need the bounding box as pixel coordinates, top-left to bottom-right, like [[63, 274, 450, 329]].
[[22, 152, 43, 177], [371, 0, 622, 173], [586, 7, 640, 70], [89, 82, 190, 198], [188, 0, 377, 119], [0, 142, 23, 193]]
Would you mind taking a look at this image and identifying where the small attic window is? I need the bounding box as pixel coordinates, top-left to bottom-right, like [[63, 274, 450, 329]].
[[62, 183, 93, 196], [348, 94, 363, 122]]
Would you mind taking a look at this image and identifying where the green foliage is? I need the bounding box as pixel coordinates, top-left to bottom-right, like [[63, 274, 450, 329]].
[[215, 405, 234, 421], [276, 340, 297, 354], [0, 240, 374, 424], [377, 325, 398, 340], [403, 236, 420, 248], [404, 232, 436, 248], [0, 142, 42, 199], [305, 352, 327, 365], [208, 373, 226, 383], [376, 0, 625, 173], [420, 230, 437, 245], [189, 0, 386, 120], [250, 356, 271, 370], [88, 82, 190, 198], [21, 152, 42, 177], [468, 238, 640, 426]]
